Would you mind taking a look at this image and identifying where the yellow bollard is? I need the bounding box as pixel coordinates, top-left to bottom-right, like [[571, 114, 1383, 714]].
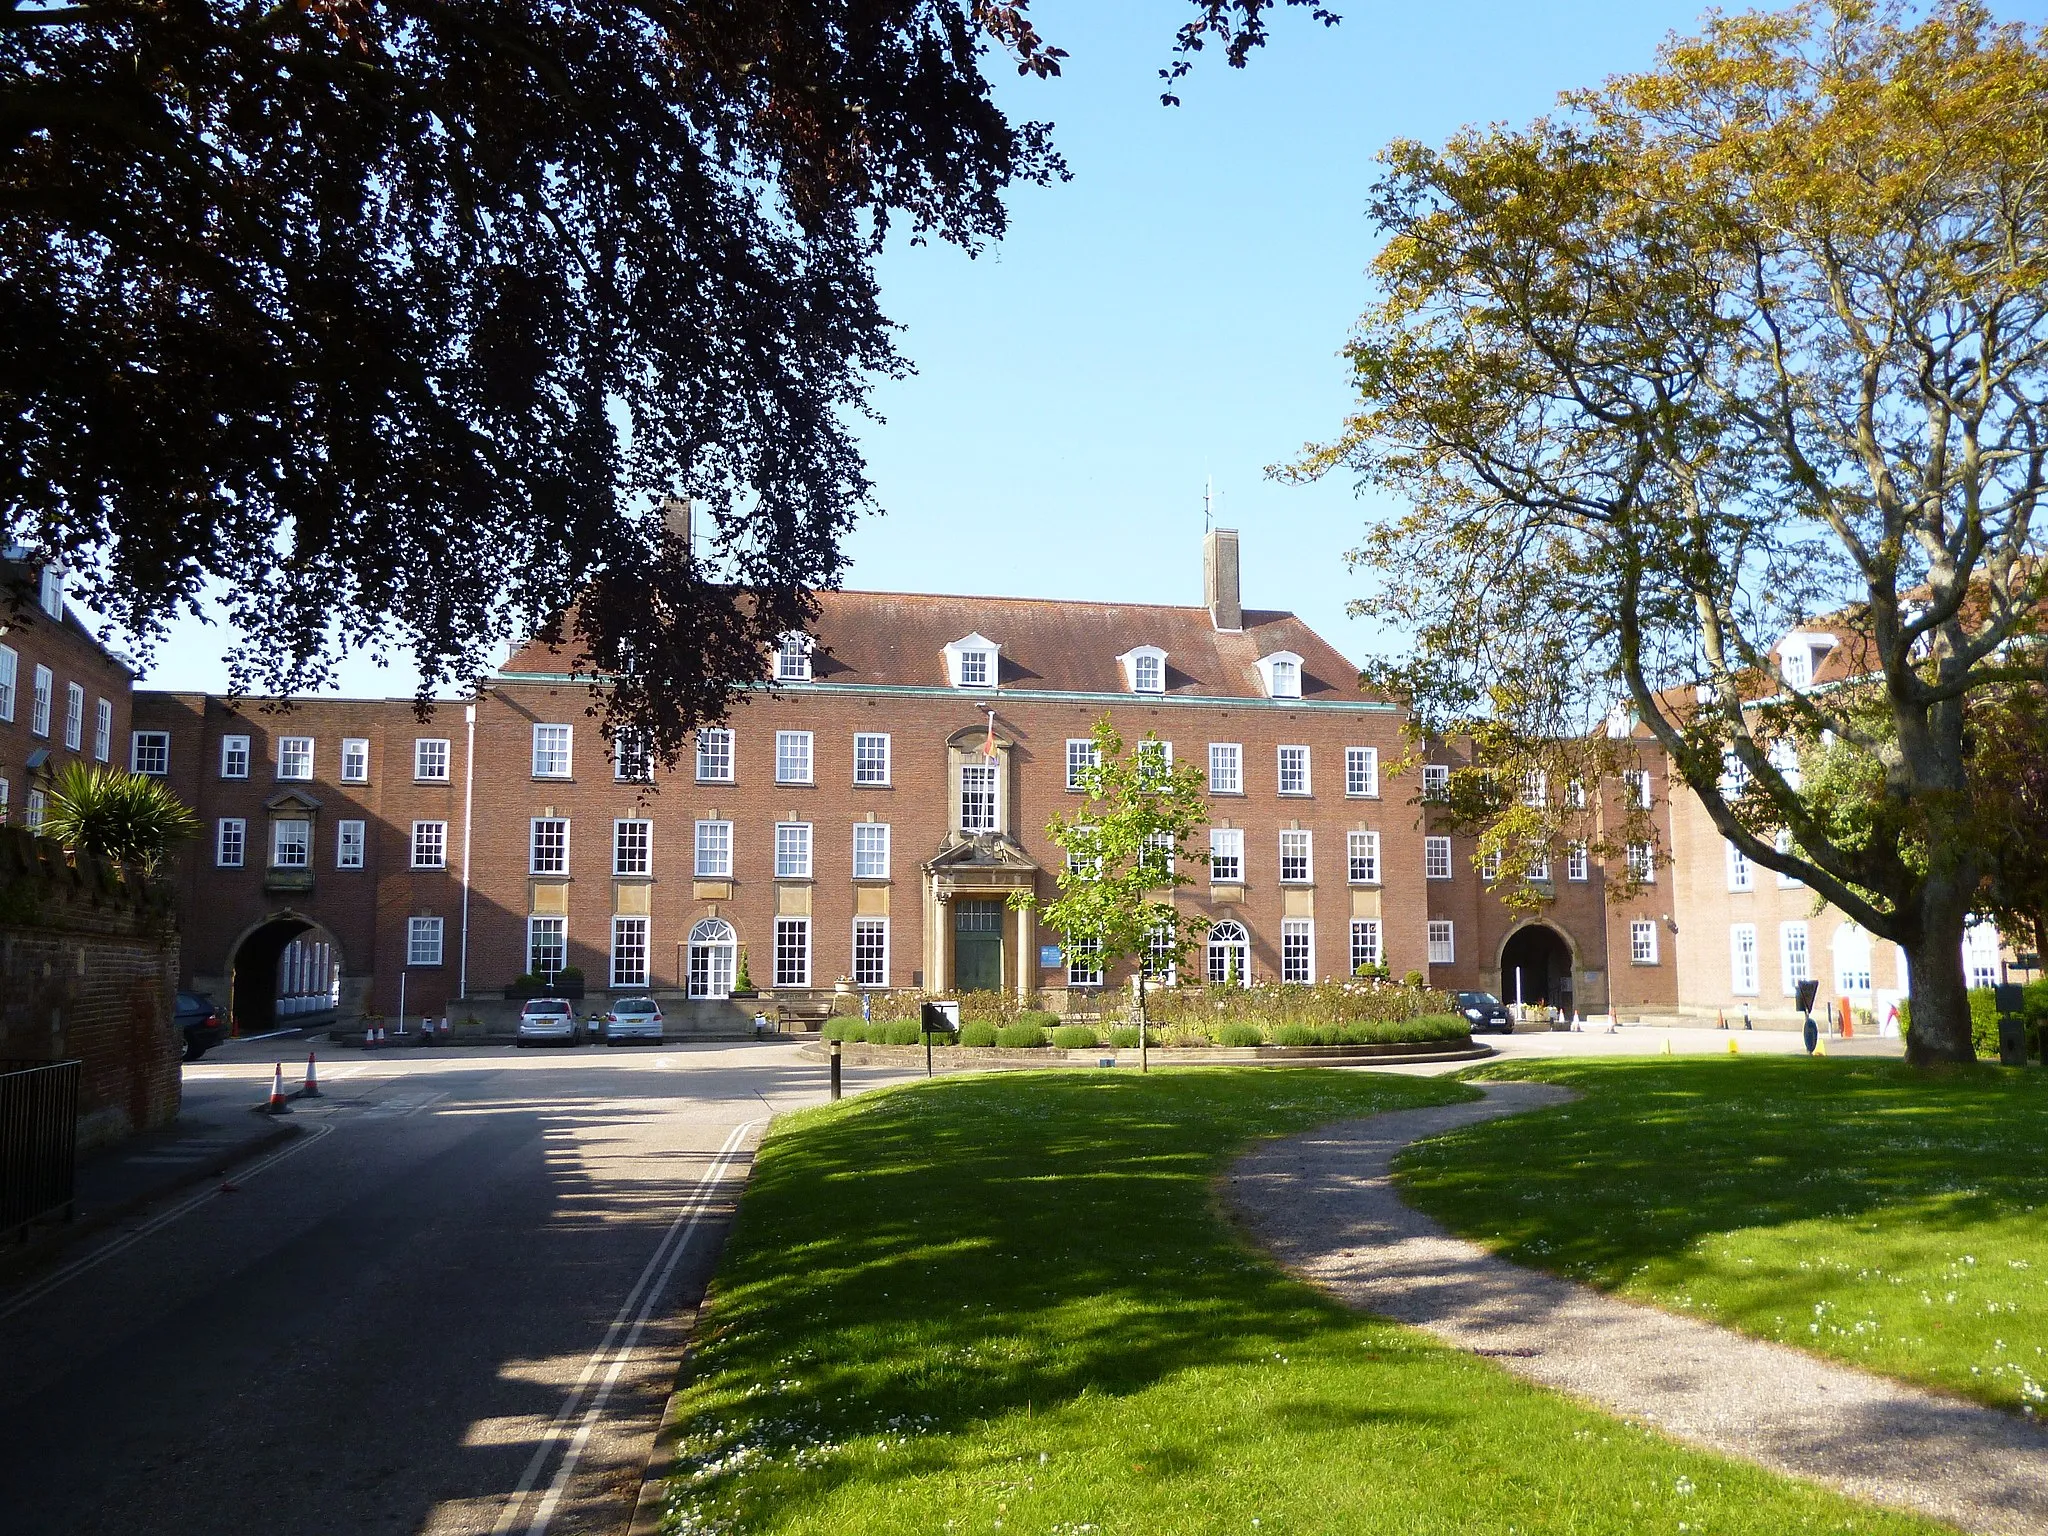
[[1815, 1034, 1828, 1056], [1663, 1037, 1673, 1055], [1728, 1035, 1739, 1055]]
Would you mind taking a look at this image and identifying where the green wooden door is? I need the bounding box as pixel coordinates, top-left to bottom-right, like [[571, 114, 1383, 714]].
[[954, 899, 1005, 992]]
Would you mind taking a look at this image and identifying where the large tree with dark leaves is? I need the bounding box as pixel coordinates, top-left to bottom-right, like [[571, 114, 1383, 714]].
[[2, 0, 1330, 756]]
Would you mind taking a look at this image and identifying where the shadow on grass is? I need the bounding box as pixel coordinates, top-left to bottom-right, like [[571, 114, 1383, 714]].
[[664, 1069, 1475, 1527], [1399, 1057, 2048, 1289]]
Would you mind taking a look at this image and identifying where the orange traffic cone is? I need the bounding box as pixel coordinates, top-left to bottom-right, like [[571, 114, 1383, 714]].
[[259, 1061, 292, 1115], [299, 1051, 321, 1099]]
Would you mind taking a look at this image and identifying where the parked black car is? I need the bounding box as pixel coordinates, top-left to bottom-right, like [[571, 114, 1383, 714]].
[[176, 992, 226, 1061], [1455, 990, 1514, 1034]]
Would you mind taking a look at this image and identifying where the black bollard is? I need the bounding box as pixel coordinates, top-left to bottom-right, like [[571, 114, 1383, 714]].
[[829, 1037, 842, 1101]]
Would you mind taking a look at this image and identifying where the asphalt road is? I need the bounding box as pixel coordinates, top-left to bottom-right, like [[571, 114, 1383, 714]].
[[0, 1038, 913, 1536]]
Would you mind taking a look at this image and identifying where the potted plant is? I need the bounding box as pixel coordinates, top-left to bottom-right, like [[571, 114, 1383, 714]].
[[505, 972, 543, 1001], [554, 965, 586, 1000], [731, 946, 757, 999]]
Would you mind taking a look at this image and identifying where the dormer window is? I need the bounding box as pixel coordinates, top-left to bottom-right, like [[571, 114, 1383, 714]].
[[38, 566, 62, 620], [1255, 651, 1303, 700], [1775, 633, 1835, 692], [774, 632, 812, 682], [1120, 645, 1168, 694], [943, 632, 1001, 690]]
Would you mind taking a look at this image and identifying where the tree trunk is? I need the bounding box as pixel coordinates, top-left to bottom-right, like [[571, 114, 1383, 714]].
[[1903, 883, 1977, 1065], [1136, 972, 1149, 1075]]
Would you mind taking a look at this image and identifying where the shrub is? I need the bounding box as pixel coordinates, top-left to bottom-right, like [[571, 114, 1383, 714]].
[[1108, 1025, 1141, 1048], [1273, 1024, 1320, 1047], [1018, 1009, 1062, 1031], [820, 1020, 854, 1042], [558, 966, 584, 985], [883, 1021, 925, 1046], [1216, 1023, 1265, 1048], [995, 1022, 1048, 1048], [1051, 1024, 1100, 1049], [960, 1021, 999, 1048], [1402, 970, 1426, 989], [1412, 1013, 1476, 1040]]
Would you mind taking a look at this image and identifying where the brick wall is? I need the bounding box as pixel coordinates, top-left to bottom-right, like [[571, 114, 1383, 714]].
[[0, 828, 180, 1150]]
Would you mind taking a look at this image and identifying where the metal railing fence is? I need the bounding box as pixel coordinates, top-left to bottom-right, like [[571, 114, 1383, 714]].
[[1, 1058, 80, 1241]]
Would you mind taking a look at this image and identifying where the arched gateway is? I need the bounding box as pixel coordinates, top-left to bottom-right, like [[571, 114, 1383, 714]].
[[228, 913, 343, 1036], [1499, 923, 1574, 1012]]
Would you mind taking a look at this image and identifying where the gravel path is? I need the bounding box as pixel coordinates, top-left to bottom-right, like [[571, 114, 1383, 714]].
[[1227, 1081, 2048, 1535]]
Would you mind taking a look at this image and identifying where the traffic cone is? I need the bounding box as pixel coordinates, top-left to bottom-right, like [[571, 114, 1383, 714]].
[[298, 1051, 321, 1098], [259, 1061, 291, 1115], [1815, 1034, 1828, 1056], [1718, 1008, 1727, 1030]]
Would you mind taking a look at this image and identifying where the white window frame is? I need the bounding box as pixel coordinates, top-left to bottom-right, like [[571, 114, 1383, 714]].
[[221, 734, 250, 779], [337, 819, 365, 870], [1208, 742, 1242, 795], [853, 821, 891, 880], [1206, 921, 1249, 986], [409, 917, 446, 967], [774, 916, 811, 988], [531, 723, 573, 779], [1143, 924, 1177, 984], [1775, 829, 1801, 888], [1726, 839, 1753, 892], [271, 818, 310, 869], [1209, 827, 1244, 884], [23, 786, 43, 832], [775, 730, 813, 785], [1424, 835, 1452, 881], [414, 738, 451, 782], [0, 644, 16, 721], [130, 729, 169, 776], [30, 664, 51, 737], [1135, 738, 1173, 785], [93, 698, 112, 763], [1066, 934, 1103, 988], [1780, 921, 1812, 997], [1427, 920, 1456, 965], [62, 682, 83, 750], [38, 565, 62, 619], [1345, 746, 1379, 798], [1257, 651, 1303, 699], [1730, 923, 1760, 996], [277, 735, 314, 781], [613, 731, 653, 783], [341, 738, 370, 784], [614, 818, 652, 877], [1480, 847, 1501, 882], [1630, 920, 1660, 965], [1277, 745, 1310, 797], [1626, 841, 1656, 884], [775, 821, 813, 879], [695, 819, 733, 878], [687, 918, 737, 999], [529, 817, 569, 876], [1349, 918, 1382, 975], [853, 917, 889, 988], [1566, 841, 1589, 882], [956, 646, 994, 688], [1278, 829, 1312, 884], [774, 632, 812, 682], [411, 820, 448, 869], [1422, 763, 1450, 800], [1281, 918, 1314, 983], [960, 760, 998, 833], [527, 916, 567, 980], [853, 732, 891, 786], [1347, 830, 1380, 885], [1522, 769, 1547, 807], [216, 818, 245, 868], [1065, 738, 1100, 792], [611, 916, 650, 988], [1132, 653, 1163, 693], [696, 728, 735, 783]]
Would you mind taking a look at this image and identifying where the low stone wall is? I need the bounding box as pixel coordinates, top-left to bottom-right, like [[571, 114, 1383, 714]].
[[800, 1035, 1488, 1073], [0, 828, 180, 1151], [333, 992, 763, 1043]]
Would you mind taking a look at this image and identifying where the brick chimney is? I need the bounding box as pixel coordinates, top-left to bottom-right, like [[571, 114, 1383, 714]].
[[1203, 527, 1241, 632], [661, 495, 692, 558]]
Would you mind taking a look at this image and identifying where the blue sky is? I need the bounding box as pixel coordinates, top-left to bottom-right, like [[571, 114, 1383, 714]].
[[136, 0, 2037, 694]]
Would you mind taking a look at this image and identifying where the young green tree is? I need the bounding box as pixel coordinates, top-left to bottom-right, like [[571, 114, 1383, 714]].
[[1014, 716, 1208, 1070], [1290, 3, 2048, 1064], [38, 761, 199, 876]]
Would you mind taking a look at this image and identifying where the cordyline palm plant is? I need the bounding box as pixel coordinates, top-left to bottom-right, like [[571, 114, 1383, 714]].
[[38, 762, 199, 876]]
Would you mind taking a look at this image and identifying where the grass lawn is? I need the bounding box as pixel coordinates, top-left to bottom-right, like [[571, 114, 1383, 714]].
[[1398, 1057, 2048, 1415], [659, 1068, 1947, 1535]]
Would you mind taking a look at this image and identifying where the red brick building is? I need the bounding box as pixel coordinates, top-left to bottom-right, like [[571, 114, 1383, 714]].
[[132, 531, 1680, 1031], [0, 557, 134, 830]]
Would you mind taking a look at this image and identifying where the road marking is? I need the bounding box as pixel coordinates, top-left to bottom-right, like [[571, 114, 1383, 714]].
[[0, 1122, 336, 1322], [491, 1118, 759, 1536]]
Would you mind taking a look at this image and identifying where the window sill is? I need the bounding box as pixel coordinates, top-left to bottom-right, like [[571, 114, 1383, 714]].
[[853, 875, 892, 885], [530, 776, 574, 784], [853, 781, 893, 790], [775, 875, 815, 885], [1277, 791, 1313, 799], [414, 779, 452, 786], [612, 873, 654, 884], [1630, 959, 1662, 967], [1347, 879, 1382, 889], [775, 780, 816, 788], [695, 777, 735, 786]]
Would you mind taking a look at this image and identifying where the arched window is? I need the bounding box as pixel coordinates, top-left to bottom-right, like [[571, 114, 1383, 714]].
[[689, 918, 737, 999], [1207, 920, 1250, 986]]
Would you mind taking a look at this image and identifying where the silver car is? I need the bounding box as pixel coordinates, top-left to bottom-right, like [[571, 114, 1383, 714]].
[[516, 997, 582, 1047], [604, 995, 664, 1045]]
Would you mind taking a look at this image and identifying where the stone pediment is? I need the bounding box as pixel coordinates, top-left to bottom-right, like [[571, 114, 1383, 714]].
[[265, 789, 323, 814], [924, 831, 1039, 874]]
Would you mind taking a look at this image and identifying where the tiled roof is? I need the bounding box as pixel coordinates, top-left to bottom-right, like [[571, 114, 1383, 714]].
[[503, 589, 1375, 703]]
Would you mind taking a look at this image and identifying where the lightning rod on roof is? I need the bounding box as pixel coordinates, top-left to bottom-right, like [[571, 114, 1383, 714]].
[[1203, 475, 1213, 533]]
